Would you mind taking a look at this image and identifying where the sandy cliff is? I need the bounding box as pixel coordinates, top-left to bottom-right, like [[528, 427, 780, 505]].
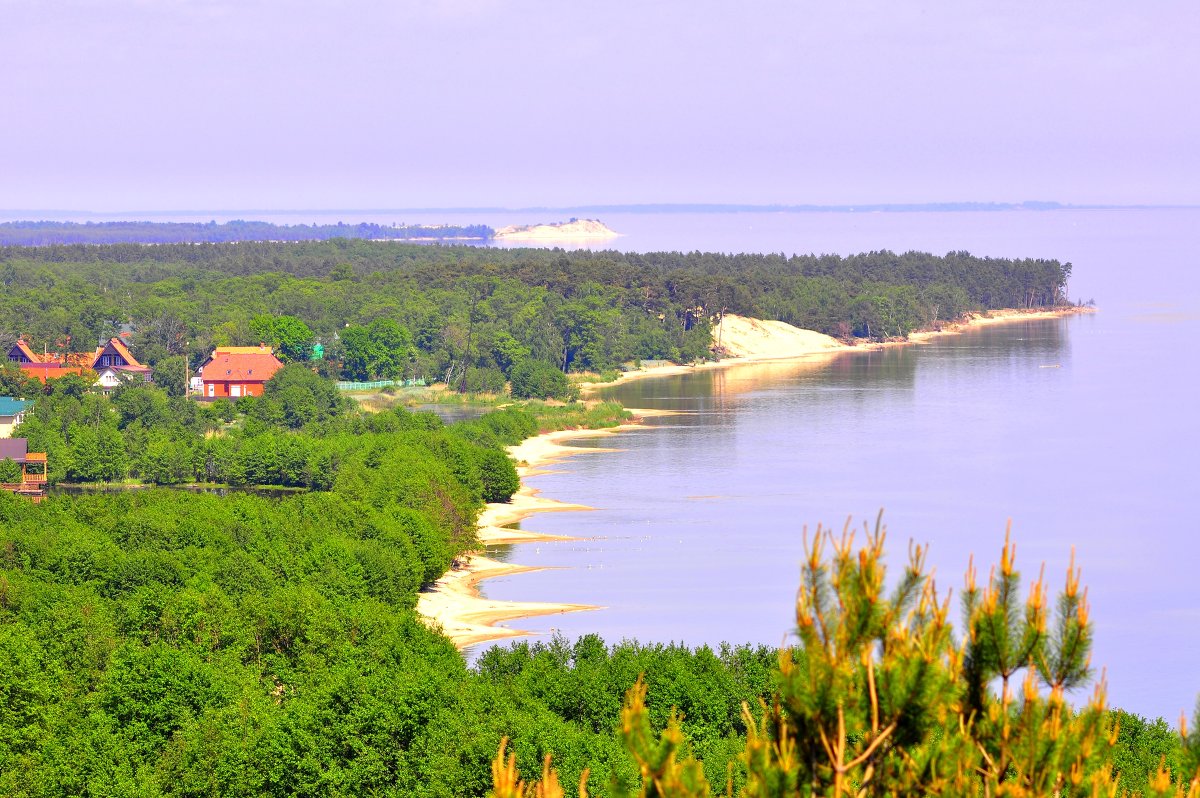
[[713, 313, 849, 359]]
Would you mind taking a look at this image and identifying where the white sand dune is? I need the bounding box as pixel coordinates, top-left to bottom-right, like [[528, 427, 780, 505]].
[[714, 313, 849, 359]]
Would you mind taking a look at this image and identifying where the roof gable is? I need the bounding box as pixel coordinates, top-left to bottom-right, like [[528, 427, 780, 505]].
[[92, 338, 144, 369], [7, 340, 43, 364]]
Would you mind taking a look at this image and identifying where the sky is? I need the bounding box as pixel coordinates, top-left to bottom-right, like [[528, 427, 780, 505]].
[[2, 0, 1198, 211]]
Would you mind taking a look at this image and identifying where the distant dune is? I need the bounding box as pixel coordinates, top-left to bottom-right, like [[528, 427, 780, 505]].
[[714, 313, 849, 360], [493, 218, 618, 241]]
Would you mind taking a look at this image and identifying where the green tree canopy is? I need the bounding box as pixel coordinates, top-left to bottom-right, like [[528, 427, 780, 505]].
[[341, 318, 416, 381], [249, 314, 315, 363]]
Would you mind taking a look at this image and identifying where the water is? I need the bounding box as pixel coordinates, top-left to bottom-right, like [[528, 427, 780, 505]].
[[466, 208, 1200, 721]]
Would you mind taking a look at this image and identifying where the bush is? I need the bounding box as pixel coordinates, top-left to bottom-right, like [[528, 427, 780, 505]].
[[0, 457, 22, 483], [509, 361, 576, 401], [464, 366, 507, 394], [474, 448, 519, 504]]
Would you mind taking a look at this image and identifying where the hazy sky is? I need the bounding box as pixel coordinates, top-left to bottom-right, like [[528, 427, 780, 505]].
[[3, 1, 1197, 210]]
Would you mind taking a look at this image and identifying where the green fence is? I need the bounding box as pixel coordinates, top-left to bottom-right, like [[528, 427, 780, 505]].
[[335, 378, 426, 392]]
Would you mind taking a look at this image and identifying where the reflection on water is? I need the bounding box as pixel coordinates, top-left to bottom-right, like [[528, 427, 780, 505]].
[[471, 312, 1200, 720], [413, 403, 493, 424]]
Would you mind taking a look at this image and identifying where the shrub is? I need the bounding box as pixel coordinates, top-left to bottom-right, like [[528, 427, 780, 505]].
[[510, 361, 576, 401]]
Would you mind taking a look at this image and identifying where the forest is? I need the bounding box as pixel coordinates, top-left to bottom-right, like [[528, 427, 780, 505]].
[[0, 240, 1073, 393]]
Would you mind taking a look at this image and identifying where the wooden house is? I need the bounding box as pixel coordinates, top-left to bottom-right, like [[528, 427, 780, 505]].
[[198, 346, 284, 398], [7, 338, 91, 383], [0, 438, 48, 501], [6, 339, 44, 365]]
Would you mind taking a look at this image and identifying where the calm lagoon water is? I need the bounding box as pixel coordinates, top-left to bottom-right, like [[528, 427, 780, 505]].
[[464, 208, 1200, 721]]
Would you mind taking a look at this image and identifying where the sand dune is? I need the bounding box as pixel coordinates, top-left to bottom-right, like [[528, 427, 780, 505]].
[[713, 313, 850, 359]]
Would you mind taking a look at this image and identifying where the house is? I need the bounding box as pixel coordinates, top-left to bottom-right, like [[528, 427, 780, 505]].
[[198, 346, 284, 398], [7, 336, 153, 391], [0, 397, 33, 438], [0, 438, 48, 501], [89, 337, 152, 393]]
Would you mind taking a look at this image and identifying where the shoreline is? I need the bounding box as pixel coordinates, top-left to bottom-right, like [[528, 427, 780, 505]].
[[416, 412, 672, 649], [580, 305, 1095, 393], [418, 305, 1094, 650]]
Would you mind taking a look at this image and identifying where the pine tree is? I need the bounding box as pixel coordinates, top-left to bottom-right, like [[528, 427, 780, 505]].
[[491, 516, 1200, 797]]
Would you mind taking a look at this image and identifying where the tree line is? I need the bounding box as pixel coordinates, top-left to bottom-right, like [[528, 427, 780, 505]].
[[0, 240, 1072, 397]]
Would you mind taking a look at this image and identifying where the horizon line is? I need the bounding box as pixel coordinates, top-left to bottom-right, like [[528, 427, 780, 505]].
[[3, 201, 1200, 218]]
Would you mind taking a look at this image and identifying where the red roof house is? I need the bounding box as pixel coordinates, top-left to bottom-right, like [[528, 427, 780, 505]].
[[198, 348, 284, 398], [90, 338, 152, 392]]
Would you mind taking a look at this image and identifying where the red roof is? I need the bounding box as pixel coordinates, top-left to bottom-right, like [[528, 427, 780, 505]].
[[20, 364, 92, 383], [201, 352, 284, 383]]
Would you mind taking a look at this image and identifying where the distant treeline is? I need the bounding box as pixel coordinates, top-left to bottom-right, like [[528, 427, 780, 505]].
[[0, 220, 494, 246], [0, 240, 1073, 386]]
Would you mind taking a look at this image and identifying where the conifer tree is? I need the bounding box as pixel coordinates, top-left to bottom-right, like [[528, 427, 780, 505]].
[[491, 516, 1200, 797]]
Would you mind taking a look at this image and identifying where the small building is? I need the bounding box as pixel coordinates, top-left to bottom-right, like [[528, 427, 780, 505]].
[[0, 438, 48, 501], [7, 337, 104, 386], [198, 346, 284, 398], [0, 397, 33, 438]]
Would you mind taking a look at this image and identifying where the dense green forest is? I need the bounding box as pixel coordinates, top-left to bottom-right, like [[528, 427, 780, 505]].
[[0, 241, 1072, 389], [0, 221, 493, 246]]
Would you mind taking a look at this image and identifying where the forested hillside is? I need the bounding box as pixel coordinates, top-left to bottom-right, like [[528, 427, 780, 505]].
[[0, 240, 1073, 386]]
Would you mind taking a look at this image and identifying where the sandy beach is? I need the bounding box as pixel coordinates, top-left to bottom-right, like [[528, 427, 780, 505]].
[[416, 411, 673, 649], [419, 306, 1094, 650]]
